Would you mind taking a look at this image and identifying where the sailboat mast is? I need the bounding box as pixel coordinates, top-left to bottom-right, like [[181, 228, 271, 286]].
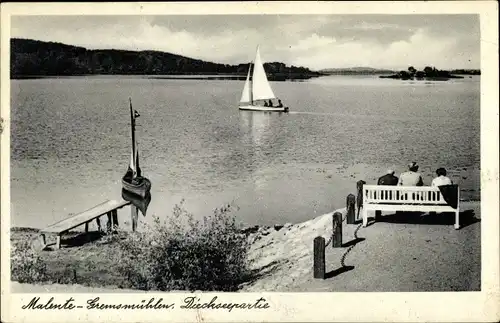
[[249, 62, 253, 105], [251, 45, 261, 105], [129, 98, 136, 176]]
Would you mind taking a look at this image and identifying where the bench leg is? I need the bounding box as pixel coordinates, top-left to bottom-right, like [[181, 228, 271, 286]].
[[362, 208, 368, 227], [55, 235, 61, 250], [454, 209, 460, 230]]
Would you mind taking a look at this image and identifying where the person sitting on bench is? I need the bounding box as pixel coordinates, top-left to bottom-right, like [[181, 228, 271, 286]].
[[398, 162, 424, 186], [378, 169, 398, 186], [398, 162, 424, 204], [432, 167, 453, 187], [377, 169, 399, 200]]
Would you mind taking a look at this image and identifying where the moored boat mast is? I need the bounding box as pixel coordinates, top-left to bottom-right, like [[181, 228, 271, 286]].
[[129, 97, 137, 178]]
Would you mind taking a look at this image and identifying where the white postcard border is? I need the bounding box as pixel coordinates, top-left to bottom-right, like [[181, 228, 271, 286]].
[[1, 2, 498, 322]]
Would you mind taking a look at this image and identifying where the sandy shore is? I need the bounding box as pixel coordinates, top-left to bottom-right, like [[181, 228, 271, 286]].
[[10, 201, 480, 293]]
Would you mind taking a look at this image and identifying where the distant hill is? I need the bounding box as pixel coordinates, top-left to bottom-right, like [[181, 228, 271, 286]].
[[10, 38, 323, 80], [319, 67, 396, 75]]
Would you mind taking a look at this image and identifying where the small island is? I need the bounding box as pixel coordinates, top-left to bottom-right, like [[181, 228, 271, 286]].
[[380, 66, 479, 81]]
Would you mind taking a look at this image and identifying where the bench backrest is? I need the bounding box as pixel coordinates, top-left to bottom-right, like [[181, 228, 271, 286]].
[[363, 185, 458, 205]]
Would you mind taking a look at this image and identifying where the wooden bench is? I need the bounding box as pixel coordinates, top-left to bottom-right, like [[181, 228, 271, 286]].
[[362, 185, 460, 229], [40, 199, 131, 249]]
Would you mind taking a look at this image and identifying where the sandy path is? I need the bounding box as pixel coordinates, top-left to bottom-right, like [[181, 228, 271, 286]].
[[243, 201, 480, 292]]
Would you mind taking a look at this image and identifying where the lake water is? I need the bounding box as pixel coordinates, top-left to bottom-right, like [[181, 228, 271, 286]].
[[10, 75, 480, 229]]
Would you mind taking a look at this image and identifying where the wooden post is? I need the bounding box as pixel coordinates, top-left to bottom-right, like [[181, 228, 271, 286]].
[[313, 236, 326, 279], [346, 194, 356, 224], [332, 212, 342, 248], [39, 234, 46, 249], [106, 211, 112, 231], [112, 209, 118, 228], [55, 235, 61, 250], [96, 217, 102, 232], [131, 205, 138, 232]]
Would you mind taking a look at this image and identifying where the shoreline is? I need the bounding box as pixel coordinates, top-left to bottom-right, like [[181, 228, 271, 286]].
[[10, 161, 481, 230], [10, 200, 481, 293], [9, 191, 480, 233], [10, 73, 322, 82], [10, 73, 480, 82]]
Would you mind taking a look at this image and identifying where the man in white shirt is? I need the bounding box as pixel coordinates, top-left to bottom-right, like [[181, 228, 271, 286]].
[[431, 167, 453, 186]]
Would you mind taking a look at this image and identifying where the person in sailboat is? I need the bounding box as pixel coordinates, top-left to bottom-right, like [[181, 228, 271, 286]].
[[268, 99, 273, 107], [264, 101, 269, 107], [277, 99, 283, 108]]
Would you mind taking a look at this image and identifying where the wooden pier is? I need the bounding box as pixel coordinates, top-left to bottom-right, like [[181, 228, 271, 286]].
[[39, 199, 133, 250]]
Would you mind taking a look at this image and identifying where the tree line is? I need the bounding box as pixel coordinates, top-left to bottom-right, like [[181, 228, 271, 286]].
[[10, 38, 322, 80]]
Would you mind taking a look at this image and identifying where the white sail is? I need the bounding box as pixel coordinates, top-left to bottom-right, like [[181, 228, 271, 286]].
[[239, 67, 252, 103], [251, 46, 276, 101]]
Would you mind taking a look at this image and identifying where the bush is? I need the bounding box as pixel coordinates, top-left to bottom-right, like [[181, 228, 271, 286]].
[[118, 200, 250, 291], [11, 239, 48, 283]]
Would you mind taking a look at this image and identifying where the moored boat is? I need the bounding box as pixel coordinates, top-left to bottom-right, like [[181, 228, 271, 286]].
[[121, 98, 152, 200]]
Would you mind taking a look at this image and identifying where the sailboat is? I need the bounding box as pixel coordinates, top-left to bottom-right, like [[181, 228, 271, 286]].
[[238, 46, 289, 112], [121, 98, 152, 199]]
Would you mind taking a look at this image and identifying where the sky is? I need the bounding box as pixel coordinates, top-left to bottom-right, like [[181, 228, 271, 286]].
[[11, 14, 480, 71]]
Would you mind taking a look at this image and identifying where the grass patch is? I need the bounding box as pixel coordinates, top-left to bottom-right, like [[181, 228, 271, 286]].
[[10, 200, 252, 291], [11, 238, 48, 283]]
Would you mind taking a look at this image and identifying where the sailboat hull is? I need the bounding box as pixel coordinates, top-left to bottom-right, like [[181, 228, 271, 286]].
[[121, 176, 152, 198], [121, 188, 152, 216], [239, 105, 289, 112]]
